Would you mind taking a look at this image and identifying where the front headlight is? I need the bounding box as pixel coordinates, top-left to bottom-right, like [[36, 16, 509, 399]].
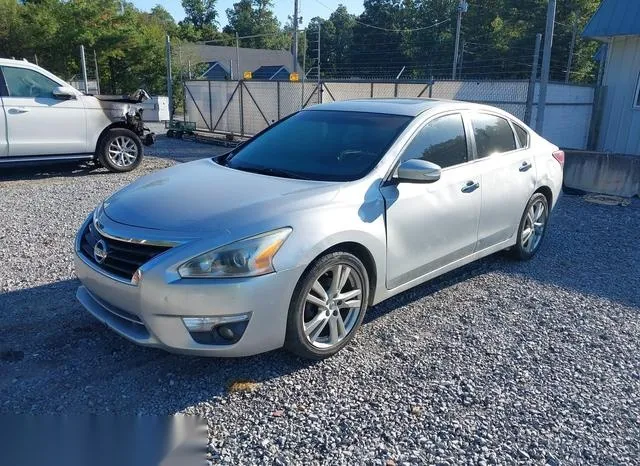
[[178, 228, 292, 278]]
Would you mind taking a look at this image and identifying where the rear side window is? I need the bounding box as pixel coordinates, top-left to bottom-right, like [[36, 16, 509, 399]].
[[471, 113, 517, 157], [513, 123, 529, 148], [1, 66, 58, 98], [401, 113, 468, 168]]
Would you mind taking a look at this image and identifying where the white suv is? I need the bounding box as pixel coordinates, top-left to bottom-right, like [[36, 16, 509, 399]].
[[0, 58, 154, 172]]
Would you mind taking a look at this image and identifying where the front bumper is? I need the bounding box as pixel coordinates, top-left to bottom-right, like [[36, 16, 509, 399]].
[[74, 242, 303, 357]]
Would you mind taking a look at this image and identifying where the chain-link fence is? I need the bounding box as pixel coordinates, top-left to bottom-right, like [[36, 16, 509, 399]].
[[185, 79, 596, 149]]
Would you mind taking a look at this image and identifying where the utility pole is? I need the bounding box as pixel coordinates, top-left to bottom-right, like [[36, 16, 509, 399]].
[[80, 45, 89, 93], [93, 49, 101, 95], [536, 0, 556, 134], [565, 19, 577, 83], [34, 54, 38, 66], [452, 0, 468, 80], [301, 28, 307, 109], [458, 40, 466, 79], [293, 0, 299, 72], [235, 32, 240, 79], [317, 23, 321, 104], [525, 33, 542, 126], [166, 35, 173, 122]]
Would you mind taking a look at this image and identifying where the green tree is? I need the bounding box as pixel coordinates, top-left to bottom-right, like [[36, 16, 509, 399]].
[[224, 0, 289, 49]]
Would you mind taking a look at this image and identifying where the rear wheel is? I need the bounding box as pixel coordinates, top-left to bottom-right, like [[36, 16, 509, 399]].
[[512, 193, 549, 260], [98, 128, 143, 173], [285, 252, 369, 359]]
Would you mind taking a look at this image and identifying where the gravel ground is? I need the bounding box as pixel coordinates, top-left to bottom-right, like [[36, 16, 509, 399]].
[[1, 143, 639, 465]]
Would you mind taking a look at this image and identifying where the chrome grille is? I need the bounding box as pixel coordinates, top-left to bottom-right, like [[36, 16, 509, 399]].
[[79, 222, 171, 280]]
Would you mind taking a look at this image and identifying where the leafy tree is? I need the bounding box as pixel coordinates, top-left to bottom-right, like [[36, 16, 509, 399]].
[[224, 0, 289, 50]]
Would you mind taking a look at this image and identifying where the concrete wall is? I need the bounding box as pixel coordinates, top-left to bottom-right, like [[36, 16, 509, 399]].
[[598, 36, 640, 155], [564, 150, 640, 197]]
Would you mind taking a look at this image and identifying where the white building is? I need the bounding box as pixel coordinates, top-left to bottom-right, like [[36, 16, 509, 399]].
[[583, 0, 640, 155]]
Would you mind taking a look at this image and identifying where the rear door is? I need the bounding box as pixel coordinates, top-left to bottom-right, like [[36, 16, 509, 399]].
[[1, 65, 87, 156], [468, 112, 537, 250], [381, 112, 481, 289]]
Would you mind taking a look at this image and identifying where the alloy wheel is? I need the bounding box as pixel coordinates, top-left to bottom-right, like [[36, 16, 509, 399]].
[[302, 264, 364, 349], [521, 198, 547, 253], [107, 136, 139, 168]]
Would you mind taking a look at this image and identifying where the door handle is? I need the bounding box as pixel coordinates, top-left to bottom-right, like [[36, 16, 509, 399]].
[[461, 180, 480, 193], [8, 107, 30, 114], [519, 161, 533, 172]]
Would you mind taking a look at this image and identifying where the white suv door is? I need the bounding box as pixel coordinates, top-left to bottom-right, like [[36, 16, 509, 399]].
[[1, 65, 87, 156]]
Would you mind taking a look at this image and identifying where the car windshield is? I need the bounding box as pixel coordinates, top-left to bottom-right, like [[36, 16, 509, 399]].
[[222, 110, 412, 181]]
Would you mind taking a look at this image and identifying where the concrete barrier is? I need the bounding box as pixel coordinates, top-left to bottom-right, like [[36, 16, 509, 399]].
[[563, 150, 640, 198]]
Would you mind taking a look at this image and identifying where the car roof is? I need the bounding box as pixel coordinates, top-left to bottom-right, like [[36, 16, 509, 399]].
[[304, 98, 475, 117]]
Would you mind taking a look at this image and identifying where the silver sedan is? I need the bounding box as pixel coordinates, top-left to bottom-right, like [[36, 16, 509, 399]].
[[74, 99, 564, 359]]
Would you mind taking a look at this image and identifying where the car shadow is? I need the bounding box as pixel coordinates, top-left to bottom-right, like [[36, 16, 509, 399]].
[[0, 161, 106, 182]]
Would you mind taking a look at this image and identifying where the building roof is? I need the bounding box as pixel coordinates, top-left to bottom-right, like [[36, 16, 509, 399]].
[[184, 44, 299, 76], [252, 65, 289, 80], [582, 0, 640, 40]]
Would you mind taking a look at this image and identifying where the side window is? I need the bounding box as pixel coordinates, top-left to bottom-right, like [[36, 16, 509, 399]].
[[1, 66, 58, 98], [513, 123, 529, 148], [471, 113, 517, 157], [402, 114, 468, 168]]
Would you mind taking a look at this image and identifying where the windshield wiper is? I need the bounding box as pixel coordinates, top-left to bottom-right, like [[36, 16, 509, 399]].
[[232, 165, 311, 180]]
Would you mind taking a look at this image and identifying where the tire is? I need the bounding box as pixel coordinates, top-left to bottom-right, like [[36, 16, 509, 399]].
[[166, 129, 175, 138], [285, 252, 369, 360], [512, 192, 549, 260], [97, 128, 143, 173]]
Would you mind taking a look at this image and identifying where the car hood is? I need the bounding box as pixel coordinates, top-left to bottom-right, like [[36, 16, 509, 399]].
[[103, 158, 340, 233]]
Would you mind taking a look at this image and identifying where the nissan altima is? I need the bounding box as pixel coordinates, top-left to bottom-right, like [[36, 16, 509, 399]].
[[74, 99, 564, 359]]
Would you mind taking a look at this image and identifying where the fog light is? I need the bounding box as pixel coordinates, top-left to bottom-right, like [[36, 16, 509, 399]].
[[217, 325, 236, 341], [182, 313, 250, 332]]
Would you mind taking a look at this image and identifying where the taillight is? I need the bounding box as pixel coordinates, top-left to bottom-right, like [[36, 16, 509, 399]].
[[552, 150, 565, 167]]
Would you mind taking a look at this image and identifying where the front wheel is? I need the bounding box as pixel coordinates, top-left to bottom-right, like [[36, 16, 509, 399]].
[[98, 128, 143, 173], [512, 193, 549, 260], [285, 252, 369, 360]]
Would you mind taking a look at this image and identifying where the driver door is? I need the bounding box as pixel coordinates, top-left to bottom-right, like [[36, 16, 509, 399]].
[[0, 66, 86, 156], [380, 112, 481, 289]]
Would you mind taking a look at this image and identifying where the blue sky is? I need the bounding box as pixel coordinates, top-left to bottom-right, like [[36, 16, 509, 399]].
[[131, 0, 364, 27]]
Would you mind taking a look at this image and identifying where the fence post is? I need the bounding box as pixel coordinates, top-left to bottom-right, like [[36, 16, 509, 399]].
[[208, 80, 213, 130], [429, 76, 434, 98], [525, 33, 542, 127], [277, 81, 281, 119], [394, 82, 398, 97], [239, 80, 245, 138], [587, 86, 606, 150], [370, 82, 374, 98]]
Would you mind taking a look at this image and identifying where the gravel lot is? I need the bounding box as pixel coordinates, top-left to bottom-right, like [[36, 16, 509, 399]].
[[1, 137, 639, 465]]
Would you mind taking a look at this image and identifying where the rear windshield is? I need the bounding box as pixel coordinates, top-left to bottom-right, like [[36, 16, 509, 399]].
[[224, 110, 412, 181]]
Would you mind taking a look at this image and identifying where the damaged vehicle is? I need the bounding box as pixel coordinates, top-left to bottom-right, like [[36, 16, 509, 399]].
[[0, 58, 154, 172]]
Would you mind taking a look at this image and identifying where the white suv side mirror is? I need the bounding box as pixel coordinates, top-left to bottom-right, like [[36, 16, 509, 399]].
[[52, 86, 78, 100]]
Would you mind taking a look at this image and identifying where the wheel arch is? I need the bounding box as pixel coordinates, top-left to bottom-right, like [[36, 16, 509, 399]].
[[94, 122, 141, 154], [303, 241, 378, 307], [534, 185, 553, 207]]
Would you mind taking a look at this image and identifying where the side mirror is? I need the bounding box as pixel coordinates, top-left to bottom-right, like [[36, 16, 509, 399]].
[[395, 159, 442, 183], [52, 86, 77, 100]]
